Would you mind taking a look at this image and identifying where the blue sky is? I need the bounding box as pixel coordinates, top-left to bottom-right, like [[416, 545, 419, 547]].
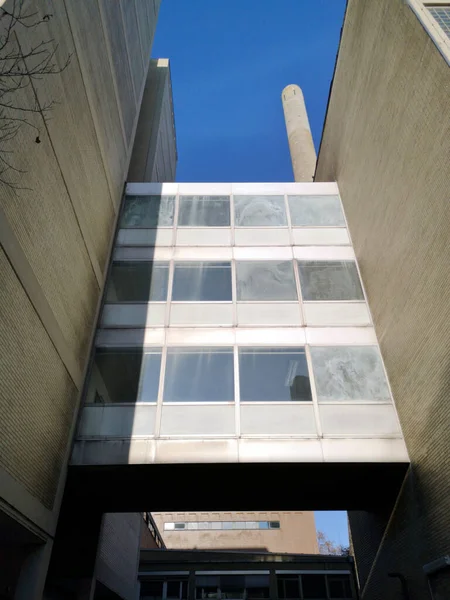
[[152, 0, 348, 547], [153, 0, 346, 182]]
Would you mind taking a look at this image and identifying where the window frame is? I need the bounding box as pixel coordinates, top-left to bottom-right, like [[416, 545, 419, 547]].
[[407, 1, 450, 65]]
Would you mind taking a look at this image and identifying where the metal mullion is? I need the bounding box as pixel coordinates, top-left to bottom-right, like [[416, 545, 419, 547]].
[[165, 259, 175, 327], [304, 344, 323, 438], [234, 344, 240, 438], [292, 252, 306, 326], [284, 193, 294, 247], [154, 334, 168, 438], [230, 193, 236, 245]]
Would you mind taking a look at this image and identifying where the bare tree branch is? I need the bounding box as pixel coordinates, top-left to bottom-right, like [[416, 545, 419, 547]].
[[0, 0, 71, 192]]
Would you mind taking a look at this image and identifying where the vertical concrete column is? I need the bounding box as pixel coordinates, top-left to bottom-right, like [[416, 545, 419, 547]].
[[281, 84, 316, 182]]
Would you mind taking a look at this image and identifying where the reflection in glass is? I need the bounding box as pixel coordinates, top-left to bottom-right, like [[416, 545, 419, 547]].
[[298, 261, 364, 301], [172, 262, 232, 301], [328, 575, 352, 599], [239, 347, 312, 402], [106, 261, 169, 302], [234, 195, 287, 226], [288, 194, 345, 226], [121, 195, 175, 227], [236, 261, 297, 301], [310, 346, 391, 401], [178, 196, 230, 226], [163, 348, 234, 402], [87, 348, 162, 404]]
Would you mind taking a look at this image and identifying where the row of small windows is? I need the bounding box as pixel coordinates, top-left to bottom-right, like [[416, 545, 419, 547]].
[[88, 345, 390, 405], [428, 6, 450, 40], [106, 260, 364, 303], [121, 194, 346, 228], [165, 520, 280, 531], [141, 573, 353, 600]]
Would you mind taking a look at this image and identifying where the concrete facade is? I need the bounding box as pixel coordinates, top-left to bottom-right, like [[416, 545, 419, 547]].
[[282, 85, 316, 182], [152, 512, 318, 554], [315, 0, 450, 598], [0, 1, 164, 597], [128, 59, 178, 183]]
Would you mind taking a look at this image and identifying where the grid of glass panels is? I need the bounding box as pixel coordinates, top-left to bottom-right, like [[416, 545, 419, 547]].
[[86, 345, 390, 405], [428, 6, 450, 40], [104, 260, 365, 304], [119, 194, 346, 229], [164, 520, 280, 531]]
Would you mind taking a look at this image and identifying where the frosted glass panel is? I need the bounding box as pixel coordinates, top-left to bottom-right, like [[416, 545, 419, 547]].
[[288, 195, 345, 226], [298, 261, 364, 301], [163, 347, 234, 402], [239, 347, 312, 402], [121, 195, 175, 227], [236, 261, 297, 301], [310, 346, 391, 401], [172, 262, 232, 301], [178, 196, 230, 226], [106, 261, 169, 302], [234, 195, 287, 226]]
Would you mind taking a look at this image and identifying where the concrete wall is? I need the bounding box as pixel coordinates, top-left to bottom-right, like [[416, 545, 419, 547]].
[[128, 59, 178, 183], [153, 512, 319, 554], [316, 0, 450, 598], [0, 0, 160, 595], [97, 513, 142, 600]]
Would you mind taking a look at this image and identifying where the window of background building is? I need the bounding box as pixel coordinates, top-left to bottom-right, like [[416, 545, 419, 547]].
[[121, 195, 175, 227], [310, 346, 391, 402], [172, 262, 232, 301], [427, 5, 450, 39], [106, 261, 169, 302], [236, 261, 298, 301], [165, 521, 280, 531], [239, 347, 312, 402], [178, 196, 230, 226], [288, 195, 345, 227], [163, 347, 235, 402], [298, 261, 364, 302], [234, 195, 287, 226], [88, 348, 162, 404]]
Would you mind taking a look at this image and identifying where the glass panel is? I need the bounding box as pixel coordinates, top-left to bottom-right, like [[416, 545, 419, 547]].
[[301, 574, 327, 599], [245, 575, 270, 599], [234, 195, 287, 226], [106, 261, 169, 302], [328, 575, 352, 599], [163, 348, 234, 402], [178, 195, 230, 226], [236, 261, 297, 301], [223, 521, 233, 529], [196, 575, 219, 600], [121, 195, 175, 227], [277, 576, 300, 600], [220, 575, 245, 599], [269, 520, 280, 529], [298, 261, 364, 301], [239, 348, 312, 402], [172, 262, 232, 301], [311, 346, 391, 402], [141, 580, 164, 600], [259, 521, 269, 529], [288, 195, 345, 227], [87, 348, 161, 404]]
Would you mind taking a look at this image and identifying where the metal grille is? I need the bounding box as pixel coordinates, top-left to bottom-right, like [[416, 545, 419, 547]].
[[428, 6, 450, 39]]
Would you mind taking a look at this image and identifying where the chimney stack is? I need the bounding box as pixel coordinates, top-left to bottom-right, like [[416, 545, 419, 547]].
[[281, 84, 316, 182]]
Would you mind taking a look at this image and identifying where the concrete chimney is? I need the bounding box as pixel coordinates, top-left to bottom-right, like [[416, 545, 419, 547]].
[[281, 84, 316, 182]]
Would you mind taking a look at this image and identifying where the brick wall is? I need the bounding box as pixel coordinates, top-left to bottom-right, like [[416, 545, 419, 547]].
[[316, 0, 450, 598]]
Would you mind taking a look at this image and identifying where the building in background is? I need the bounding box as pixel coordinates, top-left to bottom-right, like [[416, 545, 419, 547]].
[[0, 0, 177, 598], [316, 1, 450, 598], [151, 512, 318, 554]]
